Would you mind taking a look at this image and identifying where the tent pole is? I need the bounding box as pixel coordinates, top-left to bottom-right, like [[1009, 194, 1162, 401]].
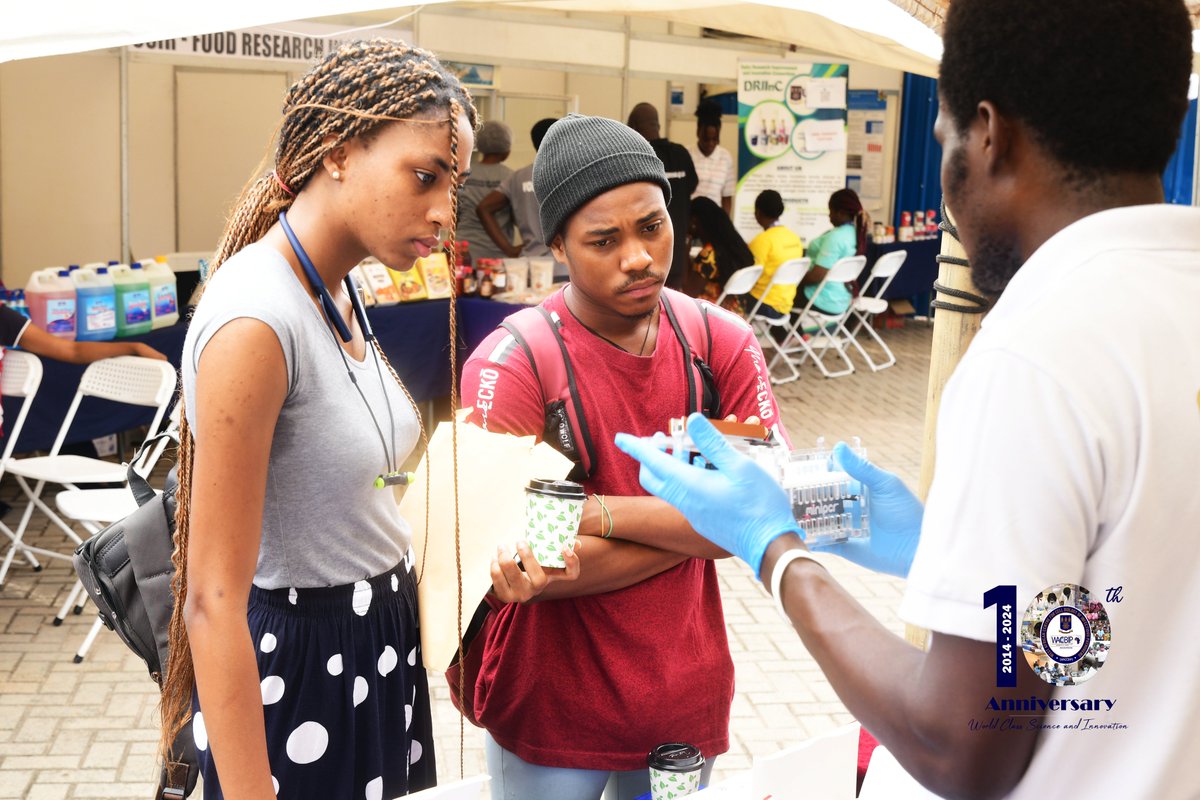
[[120, 47, 130, 264], [906, 202, 985, 651], [1193, 99, 1199, 207], [621, 16, 631, 116]]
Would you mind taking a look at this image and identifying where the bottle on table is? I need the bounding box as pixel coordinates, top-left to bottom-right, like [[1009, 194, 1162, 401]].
[[26, 269, 77, 339], [140, 256, 179, 329], [72, 266, 117, 341], [109, 263, 153, 337]]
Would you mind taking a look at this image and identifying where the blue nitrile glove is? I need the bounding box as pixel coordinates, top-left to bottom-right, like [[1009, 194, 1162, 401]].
[[819, 442, 924, 578], [614, 413, 801, 578]]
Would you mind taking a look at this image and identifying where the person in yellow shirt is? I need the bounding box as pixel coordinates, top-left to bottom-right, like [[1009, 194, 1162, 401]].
[[741, 190, 805, 320]]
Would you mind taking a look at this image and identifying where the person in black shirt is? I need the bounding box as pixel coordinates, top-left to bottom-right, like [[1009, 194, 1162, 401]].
[[0, 303, 166, 363], [628, 103, 698, 289]]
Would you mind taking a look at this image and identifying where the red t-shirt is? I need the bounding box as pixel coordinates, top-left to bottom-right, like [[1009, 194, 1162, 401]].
[[460, 287, 787, 770]]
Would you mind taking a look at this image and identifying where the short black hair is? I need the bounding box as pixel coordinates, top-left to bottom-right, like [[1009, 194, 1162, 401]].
[[531, 118, 557, 151], [755, 190, 784, 218], [695, 98, 723, 129], [940, 0, 1192, 178]]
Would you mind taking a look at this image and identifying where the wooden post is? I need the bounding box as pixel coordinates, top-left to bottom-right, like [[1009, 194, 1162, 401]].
[[905, 204, 987, 651]]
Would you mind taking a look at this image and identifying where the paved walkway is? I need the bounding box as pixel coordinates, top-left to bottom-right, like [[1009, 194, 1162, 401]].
[[0, 322, 933, 798]]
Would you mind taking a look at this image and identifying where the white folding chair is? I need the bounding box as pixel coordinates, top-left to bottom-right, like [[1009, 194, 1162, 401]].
[[0, 356, 177, 587], [0, 350, 45, 576], [846, 250, 907, 371], [770, 255, 867, 382], [714, 264, 764, 307], [746, 258, 810, 369], [54, 410, 179, 662]]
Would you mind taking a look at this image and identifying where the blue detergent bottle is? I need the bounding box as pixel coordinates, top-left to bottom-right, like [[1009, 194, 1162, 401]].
[[72, 266, 117, 341]]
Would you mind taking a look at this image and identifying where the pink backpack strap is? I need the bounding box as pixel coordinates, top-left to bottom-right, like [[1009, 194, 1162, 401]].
[[500, 305, 597, 478]]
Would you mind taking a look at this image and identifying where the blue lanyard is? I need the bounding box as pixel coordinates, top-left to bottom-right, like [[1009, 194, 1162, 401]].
[[278, 211, 374, 344]]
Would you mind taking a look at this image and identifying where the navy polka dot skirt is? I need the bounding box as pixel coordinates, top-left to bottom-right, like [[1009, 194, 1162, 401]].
[[192, 556, 437, 798]]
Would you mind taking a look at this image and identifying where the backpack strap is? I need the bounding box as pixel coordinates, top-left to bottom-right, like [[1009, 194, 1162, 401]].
[[500, 306, 597, 478], [660, 289, 721, 419]]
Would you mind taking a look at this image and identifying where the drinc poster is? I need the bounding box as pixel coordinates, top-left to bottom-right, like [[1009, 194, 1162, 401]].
[[735, 62, 849, 246]]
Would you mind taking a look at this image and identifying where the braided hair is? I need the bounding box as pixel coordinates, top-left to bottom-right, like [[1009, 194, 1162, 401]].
[[829, 188, 869, 256], [160, 39, 477, 764]]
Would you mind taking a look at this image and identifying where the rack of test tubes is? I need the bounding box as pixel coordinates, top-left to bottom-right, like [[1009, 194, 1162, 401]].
[[660, 418, 870, 548]]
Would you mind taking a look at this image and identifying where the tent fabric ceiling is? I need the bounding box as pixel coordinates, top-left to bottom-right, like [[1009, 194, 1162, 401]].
[[1, 0, 941, 73], [1, 0, 1196, 73]]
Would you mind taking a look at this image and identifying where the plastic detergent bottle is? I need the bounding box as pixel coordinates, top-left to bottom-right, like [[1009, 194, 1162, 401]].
[[109, 264, 153, 337], [26, 269, 77, 339], [143, 256, 179, 328], [72, 267, 117, 341]]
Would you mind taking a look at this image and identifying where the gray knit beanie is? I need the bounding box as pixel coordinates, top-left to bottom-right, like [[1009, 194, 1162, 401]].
[[533, 114, 672, 241]]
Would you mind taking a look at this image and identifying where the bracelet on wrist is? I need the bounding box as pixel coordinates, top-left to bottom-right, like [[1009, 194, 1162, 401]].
[[593, 494, 613, 539], [767, 547, 830, 621]]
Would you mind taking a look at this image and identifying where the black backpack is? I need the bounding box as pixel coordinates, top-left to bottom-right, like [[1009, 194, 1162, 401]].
[[72, 432, 198, 799]]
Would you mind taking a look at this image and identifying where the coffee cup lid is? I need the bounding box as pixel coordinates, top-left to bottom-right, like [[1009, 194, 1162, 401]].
[[646, 742, 704, 772], [525, 479, 586, 499]]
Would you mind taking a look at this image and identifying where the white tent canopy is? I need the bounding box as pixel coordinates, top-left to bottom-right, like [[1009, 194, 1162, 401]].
[[0, 0, 942, 75]]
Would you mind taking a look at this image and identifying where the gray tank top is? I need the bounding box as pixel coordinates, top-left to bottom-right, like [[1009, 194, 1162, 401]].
[[182, 243, 419, 589]]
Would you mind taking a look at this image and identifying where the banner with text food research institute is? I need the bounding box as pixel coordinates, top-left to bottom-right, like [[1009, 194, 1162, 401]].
[[735, 62, 848, 247], [128, 20, 411, 63]]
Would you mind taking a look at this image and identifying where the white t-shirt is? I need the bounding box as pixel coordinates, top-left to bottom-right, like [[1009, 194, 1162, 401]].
[[900, 205, 1200, 799], [689, 145, 736, 206]]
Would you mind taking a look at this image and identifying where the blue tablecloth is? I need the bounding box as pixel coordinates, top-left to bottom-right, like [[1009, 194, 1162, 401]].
[[1, 297, 526, 454]]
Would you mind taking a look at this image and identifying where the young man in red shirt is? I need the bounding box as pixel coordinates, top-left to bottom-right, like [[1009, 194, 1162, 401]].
[[461, 114, 790, 799]]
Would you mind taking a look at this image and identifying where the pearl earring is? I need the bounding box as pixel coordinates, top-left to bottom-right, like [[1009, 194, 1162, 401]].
[[332, 170, 341, 181]]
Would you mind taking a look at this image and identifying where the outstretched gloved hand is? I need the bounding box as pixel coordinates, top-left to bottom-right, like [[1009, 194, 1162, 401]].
[[819, 443, 924, 578], [614, 413, 801, 578]]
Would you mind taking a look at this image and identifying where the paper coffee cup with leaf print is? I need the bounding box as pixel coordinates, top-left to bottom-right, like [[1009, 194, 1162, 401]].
[[647, 742, 705, 800], [523, 479, 585, 567]]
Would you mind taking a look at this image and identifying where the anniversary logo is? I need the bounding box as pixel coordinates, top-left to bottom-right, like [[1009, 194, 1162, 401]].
[[972, 583, 1123, 735]]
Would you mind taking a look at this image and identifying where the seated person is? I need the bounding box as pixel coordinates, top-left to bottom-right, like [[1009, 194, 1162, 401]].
[[739, 190, 804, 320], [797, 188, 868, 317], [684, 196, 754, 307]]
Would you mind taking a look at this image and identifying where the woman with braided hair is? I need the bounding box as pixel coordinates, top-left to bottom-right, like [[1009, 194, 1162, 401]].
[[160, 41, 574, 799], [797, 187, 870, 315]]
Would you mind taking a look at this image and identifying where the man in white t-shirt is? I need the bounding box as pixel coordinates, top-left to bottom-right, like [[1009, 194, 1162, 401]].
[[614, 0, 1200, 797], [689, 99, 736, 215]]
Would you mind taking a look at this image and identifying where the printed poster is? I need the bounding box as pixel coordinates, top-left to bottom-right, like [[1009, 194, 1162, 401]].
[[735, 62, 849, 247], [846, 90, 889, 224]]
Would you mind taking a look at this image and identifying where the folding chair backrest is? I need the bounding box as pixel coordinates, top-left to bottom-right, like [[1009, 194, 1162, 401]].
[[773, 257, 811, 287], [0, 350, 44, 478], [718, 264, 765, 301], [797, 256, 868, 319], [2, 350, 43, 400], [747, 258, 810, 318], [863, 251, 907, 299], [826, 255, 868, 283], [50, 357, 178, 459]]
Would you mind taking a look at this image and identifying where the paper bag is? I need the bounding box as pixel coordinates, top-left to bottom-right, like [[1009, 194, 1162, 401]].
[[399, 414, 572, 672]]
